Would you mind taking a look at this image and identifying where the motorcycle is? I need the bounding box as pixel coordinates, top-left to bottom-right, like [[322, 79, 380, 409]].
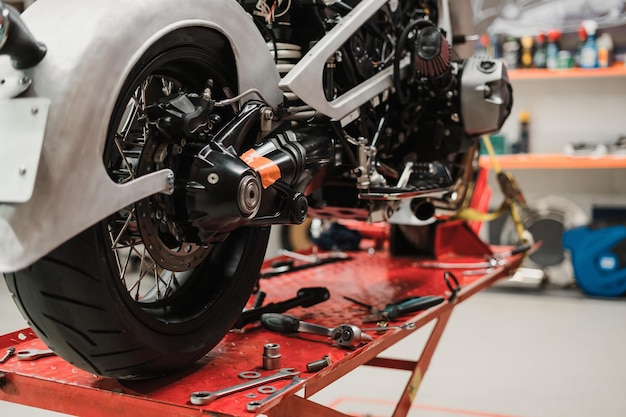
[[0, 0, 511, 379]]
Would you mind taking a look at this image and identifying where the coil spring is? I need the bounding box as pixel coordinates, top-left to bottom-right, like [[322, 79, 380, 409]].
[[267, 41, 302, 76], [268, 41, 301, 104]]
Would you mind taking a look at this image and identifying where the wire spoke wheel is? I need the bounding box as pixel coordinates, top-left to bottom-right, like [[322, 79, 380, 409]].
[[106, 74, 210, 305], [5, 28, 269, 379]]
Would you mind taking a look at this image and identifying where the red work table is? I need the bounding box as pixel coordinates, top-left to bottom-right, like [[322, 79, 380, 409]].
[[0, 223, 522, 417]]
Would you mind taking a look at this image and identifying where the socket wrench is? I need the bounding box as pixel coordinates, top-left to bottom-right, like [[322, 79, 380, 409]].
[[261, 313, 373, 348]]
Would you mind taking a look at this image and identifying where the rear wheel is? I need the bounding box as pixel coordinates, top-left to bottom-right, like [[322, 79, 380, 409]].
[[4, 28, 269, 379]]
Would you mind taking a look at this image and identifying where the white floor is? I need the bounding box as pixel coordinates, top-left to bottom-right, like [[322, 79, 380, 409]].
[[1, 277, 625, 417]]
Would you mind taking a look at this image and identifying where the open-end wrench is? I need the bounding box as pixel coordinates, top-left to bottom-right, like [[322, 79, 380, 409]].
[[0, 347, 15, 364], [16, 349, 55, 361], [190, 368, 300, 405], [246, 376, 304, 412]]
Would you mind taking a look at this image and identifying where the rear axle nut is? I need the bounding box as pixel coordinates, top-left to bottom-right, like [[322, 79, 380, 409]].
[[262, 343, 281, 370]]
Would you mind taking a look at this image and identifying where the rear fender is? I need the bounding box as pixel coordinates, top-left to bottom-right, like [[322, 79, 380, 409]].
[[0, 0, 281, 272]]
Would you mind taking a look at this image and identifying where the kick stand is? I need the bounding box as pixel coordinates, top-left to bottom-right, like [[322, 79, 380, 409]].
[[0, 222, 523, 417]]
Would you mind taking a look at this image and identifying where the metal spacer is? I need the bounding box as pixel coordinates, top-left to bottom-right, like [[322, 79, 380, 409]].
[[262, 343, 281, 370], [238, 371, 261, 380], [257, 385, 277, 394]]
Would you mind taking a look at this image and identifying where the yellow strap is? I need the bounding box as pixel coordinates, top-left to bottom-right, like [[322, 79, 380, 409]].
[[481, 135, 502, 174], [455, 136, 527, 243]]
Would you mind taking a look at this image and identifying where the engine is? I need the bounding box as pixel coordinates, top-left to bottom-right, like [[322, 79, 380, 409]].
[[238, 0, 512, 223]]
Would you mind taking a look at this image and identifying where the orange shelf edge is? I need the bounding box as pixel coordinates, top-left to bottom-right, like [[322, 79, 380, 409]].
[[479, 154, 626, 170], [508, 65, 626, 80]]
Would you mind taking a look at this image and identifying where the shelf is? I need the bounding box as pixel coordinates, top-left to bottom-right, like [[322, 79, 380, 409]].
[[508, 65, 626, 80], [479, 154, 626, 170]]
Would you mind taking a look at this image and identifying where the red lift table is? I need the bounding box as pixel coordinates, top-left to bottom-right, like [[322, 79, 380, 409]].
[[0, 221, 522, 417]]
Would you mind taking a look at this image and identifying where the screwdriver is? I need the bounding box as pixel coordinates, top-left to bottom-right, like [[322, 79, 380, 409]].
[[233, 287, 330, 328], [346, 295, 445, 323]]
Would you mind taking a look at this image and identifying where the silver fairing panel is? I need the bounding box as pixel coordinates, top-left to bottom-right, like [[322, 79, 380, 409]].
[[0, 0, 282, 272]]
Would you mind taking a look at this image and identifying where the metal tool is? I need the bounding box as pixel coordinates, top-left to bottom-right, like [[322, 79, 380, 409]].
[[16, 349, 56, 361], [262, 343, 281, 370], [0, 347, 15, 364], [306, 355, 332, 373], [261, 313, 375, 348], [259, 250, 352, 278], [246, 376, 304, 412], [234, 287, 330, 328], [416, 242, 537, 270], [189, 368, 300, 405], [361, 323, 416, 332], [238, 371, 261, 379], [347, 295, 445, 323]]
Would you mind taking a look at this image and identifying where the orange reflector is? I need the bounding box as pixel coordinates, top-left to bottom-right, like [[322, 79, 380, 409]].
[[240, 149, 282, 188]]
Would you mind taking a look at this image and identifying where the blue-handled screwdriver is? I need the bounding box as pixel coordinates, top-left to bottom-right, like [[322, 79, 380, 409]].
[[346, 295, 445, 323]]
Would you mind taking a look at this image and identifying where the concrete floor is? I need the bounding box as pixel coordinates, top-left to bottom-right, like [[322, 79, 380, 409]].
[[1, 277, 625, 417]]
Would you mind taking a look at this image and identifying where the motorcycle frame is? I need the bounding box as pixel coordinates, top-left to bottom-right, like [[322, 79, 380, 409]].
[[280, 0, 452, 121]]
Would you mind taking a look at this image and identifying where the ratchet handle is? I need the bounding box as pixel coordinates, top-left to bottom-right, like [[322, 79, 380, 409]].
[[261, 313, 301, 334]]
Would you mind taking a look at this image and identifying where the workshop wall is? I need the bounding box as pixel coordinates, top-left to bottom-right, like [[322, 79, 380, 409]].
[[499, 77, 626, 154]]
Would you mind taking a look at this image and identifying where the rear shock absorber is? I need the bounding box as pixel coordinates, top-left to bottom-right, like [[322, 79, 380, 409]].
[[268, 41, 302, 77], [258, 0, 304, 105]]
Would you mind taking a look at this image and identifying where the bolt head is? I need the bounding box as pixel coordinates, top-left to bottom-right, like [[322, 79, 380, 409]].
[[207, 173, 219, 184]]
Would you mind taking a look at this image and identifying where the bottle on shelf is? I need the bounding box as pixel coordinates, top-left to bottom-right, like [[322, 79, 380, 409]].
[[533, 33, 547, 69], [597, 33, 614, 68], [520, 36, 534, 69], [503, 36, 520, 69], [579, 20, 599, 69], [475, 34, 493, 57], [574, 23, 587, 67], [511, 111, 530, 154], [546, 29, 561, 70]]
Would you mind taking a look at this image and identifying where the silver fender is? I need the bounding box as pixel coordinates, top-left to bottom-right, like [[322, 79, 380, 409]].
[[0, 0, 282, 272]]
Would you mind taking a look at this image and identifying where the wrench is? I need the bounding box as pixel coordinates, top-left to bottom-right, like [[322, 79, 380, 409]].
[[261, 313, 373, 348], [190, 368, 300, 405], [16, 349, 55, 361], [246, 376, 304, 412]]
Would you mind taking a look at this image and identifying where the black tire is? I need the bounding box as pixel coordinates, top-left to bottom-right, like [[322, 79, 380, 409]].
[[4, 27, 269, 379]]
